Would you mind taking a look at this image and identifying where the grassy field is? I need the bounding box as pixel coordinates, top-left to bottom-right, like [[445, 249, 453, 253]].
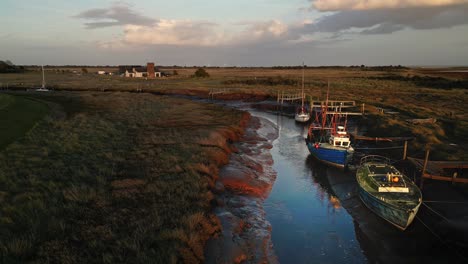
[[0, 91, 248, 263], [0, 94, 49, 149], [1, 66, 466, 159]]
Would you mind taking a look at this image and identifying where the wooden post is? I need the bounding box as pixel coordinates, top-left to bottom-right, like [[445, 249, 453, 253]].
[[361, 103, 365, 114], [403, 140, 408, 160], [452, 171, 458, 185], [420, 146, 431, 189]]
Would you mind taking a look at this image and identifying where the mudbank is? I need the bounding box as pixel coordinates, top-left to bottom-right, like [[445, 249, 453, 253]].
[[205, 116, 279, 264]]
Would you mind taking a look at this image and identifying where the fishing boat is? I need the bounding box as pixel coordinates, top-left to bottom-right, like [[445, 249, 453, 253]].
[[305, 85, 354, 168], [35, 65, 49, 92], [356, 155, 422, 230], [294, 63, 310, 122]]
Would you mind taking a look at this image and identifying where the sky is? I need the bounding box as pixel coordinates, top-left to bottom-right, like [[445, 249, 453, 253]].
[[1, 0, 468, 66]]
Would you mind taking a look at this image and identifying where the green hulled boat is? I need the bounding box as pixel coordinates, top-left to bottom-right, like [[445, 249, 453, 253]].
[[356, 155, 422, 230]]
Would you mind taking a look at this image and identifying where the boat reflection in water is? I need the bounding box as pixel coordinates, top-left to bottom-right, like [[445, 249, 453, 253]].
[[311, 156, 467, 263]]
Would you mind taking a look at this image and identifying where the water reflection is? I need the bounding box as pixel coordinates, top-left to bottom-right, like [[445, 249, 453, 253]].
[[261, 111, 368, 264], [239, 104, 466, 263]]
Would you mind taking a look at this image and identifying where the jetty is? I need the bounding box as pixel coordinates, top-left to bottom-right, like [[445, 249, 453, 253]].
[[408, 157, 468, 185]]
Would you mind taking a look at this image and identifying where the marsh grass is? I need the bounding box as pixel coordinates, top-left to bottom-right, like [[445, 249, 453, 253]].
[[2, 67, 466, 157], [0, 94, 49, 149], [0, 91, 245, 263]]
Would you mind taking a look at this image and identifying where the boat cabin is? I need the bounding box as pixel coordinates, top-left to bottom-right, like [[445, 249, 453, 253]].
[[329, 126, 351, 148], [367, 164, 409, 193]]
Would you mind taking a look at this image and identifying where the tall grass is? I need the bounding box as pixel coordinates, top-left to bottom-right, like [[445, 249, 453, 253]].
[[0, 91, 246, 263]]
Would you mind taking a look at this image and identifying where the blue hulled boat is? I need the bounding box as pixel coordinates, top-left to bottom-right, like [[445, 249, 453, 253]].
[[356, 155, 422, 230], [306, 125, 354, 168]]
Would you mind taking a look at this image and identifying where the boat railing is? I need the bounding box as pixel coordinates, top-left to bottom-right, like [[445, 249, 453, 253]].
[[360, 155, 391, 165]]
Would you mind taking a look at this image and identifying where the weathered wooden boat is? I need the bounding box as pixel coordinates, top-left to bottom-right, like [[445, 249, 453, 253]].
[[356, 155, 422, 230]]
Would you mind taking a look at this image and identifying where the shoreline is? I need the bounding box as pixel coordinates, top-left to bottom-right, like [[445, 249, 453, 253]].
[[205, 115, 279, 263]]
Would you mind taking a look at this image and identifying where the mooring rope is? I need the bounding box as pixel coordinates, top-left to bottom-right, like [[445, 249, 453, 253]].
[[415, 215, 468, 262], [422, 202, 450, 222], [353, 146, 404, 150], [423, 200, 468, 205]]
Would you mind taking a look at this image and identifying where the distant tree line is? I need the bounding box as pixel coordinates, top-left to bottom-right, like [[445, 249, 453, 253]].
[[369, 75, 468, 90], [271, 65, 407, 70], [0, 60, 25, 73], [223, 76, 299, 86]]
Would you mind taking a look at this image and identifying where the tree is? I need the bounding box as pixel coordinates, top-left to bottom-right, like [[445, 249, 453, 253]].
[[193, 68, 209, 78], [82, 68, 88, 74], [173, 70, 178, 76]]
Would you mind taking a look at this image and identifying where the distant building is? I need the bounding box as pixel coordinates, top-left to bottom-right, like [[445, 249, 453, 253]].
[[97, 71, 106, 75], [119, 62, 161, 78]]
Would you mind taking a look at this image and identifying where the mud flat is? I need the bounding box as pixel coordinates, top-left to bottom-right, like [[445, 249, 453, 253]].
[[205, 116, 279, 263]]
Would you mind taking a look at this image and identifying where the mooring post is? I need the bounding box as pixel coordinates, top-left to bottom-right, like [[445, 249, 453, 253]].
[[361, 103, 365, 114], [403, 140, 408, 160], [420, 146, 431, 189]]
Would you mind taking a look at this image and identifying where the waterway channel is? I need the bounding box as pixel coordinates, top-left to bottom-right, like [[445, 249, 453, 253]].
[[243, 106, 466, 264]]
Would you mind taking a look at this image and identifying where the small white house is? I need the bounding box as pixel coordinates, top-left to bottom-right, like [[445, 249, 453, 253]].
[[97, 71, 106, 75]]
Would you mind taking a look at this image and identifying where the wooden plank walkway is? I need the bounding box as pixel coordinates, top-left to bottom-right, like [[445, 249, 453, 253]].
[[350, 134, 414, 142], [311, 100, 356, 108]]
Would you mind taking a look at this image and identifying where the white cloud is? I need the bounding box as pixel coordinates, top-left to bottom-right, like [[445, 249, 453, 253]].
[[121, 19, 288, 47], [313, 0, 468, 11], [123, 20, 224, 46]]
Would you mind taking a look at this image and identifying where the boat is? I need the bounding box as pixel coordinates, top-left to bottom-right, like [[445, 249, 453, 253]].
[[294, 63, 310, 122], [35, 65, 49, 92], [305, 85, 354, 168], [356, 155, 422, 230]]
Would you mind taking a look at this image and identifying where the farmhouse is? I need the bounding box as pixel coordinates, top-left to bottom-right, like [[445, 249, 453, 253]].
[[119, 62, 161, 78]]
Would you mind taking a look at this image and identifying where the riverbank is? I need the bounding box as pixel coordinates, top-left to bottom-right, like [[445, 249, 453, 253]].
[[205, 116, 279, 263]]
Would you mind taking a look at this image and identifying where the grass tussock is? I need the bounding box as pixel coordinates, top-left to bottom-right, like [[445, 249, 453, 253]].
[[0, 91, 246, 263]]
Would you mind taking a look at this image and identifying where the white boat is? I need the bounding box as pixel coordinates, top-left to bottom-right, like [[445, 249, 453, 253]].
[[35, 65, 50, 92], [295, 63, 310, 122]]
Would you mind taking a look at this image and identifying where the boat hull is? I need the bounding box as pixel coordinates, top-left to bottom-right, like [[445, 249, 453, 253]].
[[357, 185, 421, 230], [295, 114, 310, 122], [306, 141, 351, 168]]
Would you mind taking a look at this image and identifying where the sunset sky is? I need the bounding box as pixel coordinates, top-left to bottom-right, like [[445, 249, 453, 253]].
[[1, 0, 468, 66]]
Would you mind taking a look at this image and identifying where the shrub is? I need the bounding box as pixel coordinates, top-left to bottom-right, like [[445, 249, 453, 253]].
[[193, 68, 209, 78]]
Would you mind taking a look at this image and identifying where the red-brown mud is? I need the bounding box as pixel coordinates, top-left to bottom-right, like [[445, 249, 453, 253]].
[[205, 116, 279, 264]]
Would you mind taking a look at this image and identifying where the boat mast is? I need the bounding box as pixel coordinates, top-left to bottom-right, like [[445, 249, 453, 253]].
[[41, 65, 46, 89], [322, 80, 329, 129], [301, 62, 305, 109]]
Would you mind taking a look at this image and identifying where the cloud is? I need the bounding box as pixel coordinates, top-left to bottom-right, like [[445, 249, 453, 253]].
[[76, 3, 289, 47], [122, 20, 223, 46], [305, 2, 468, 35], [75, 2, 156, 28], [121, 19, 288, 47], [312, 0, 468, 11]]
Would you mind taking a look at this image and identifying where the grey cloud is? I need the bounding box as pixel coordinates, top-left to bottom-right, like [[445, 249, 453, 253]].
[[305, 3, 468, 35], [360, 23, 405, 35], [75, 3, 156, 29]]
